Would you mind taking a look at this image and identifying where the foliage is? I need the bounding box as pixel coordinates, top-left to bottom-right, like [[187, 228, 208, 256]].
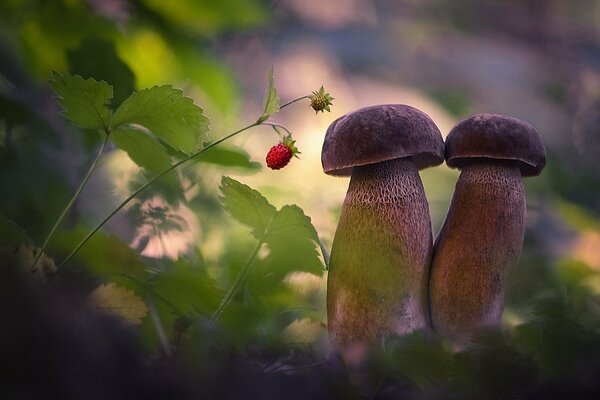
[[1, 1, 600, 398], [49, 71, 210, 169]]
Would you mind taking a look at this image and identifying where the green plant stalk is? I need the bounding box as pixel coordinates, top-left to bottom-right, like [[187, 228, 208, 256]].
[[31, 133, 110, 271], [280, 95, 309, 109], [57, 95, 309, 272], [147, 296, 171, 356], [211, 238, 264, 322], [263, 122, 293, 136]]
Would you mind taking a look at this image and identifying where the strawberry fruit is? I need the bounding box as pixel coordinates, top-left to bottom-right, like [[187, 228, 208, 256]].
[[266, 136, 299, 170]]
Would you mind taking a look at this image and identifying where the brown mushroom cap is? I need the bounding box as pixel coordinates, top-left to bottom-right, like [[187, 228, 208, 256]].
[[322, 104, 445, 176], [445, 114, 546, 177]]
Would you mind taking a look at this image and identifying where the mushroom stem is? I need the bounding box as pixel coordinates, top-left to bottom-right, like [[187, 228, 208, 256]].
[[429, 162, 526, 335], [327, 157, 432, 348]]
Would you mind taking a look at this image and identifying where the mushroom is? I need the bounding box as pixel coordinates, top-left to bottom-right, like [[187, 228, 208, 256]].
[[322, 104, 444, 350], [429, 114, 546, 335]]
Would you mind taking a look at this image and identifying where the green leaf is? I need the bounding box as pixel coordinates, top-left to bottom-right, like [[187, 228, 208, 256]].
[[257, 66, 279, 123], [262, 205, 324, 277], [111, 85, 210, 154], [267, 205, 319, 242], [219, 178, 324, 277], [150, 258, 221, 317], [48, 71, 113, 130], [111, 127, 172, 173], [219, 176, 276, 239], [67, 38, 135, 108], [196, 145, 261, 171], [88, 283, 148, 324], [49, 227, 147, 292]]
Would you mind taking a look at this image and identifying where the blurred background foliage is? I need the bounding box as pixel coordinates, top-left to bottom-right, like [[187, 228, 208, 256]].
[[1, 0, 600, 398]]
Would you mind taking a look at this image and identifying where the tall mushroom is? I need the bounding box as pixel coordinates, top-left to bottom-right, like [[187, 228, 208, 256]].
[[322, 104, 444, 351], [429, 114, 546, 335]]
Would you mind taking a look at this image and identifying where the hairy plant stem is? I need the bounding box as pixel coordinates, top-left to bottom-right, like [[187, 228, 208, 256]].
[[31, 133, 110, 271], [56, 94, 307, 273], [211, 238, 264, 322], [280, 95, 309, 109]]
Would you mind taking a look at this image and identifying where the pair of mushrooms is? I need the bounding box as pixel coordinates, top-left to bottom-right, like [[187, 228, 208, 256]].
[[322, 105, 546, 349]]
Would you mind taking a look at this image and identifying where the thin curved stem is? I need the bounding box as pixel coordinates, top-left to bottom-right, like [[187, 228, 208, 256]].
[[280, 95, 309, 109], [31, 133, 109, 271], [263, 122, 293, 136], [211, 238, 264, 322]]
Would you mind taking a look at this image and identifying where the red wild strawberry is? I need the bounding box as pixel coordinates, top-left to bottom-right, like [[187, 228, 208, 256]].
[[265, 136, 300, 170]]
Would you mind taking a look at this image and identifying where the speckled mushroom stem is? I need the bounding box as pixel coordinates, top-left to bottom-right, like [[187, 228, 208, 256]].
[[429, 162, 525, 335], [328, 157, 432, 348]]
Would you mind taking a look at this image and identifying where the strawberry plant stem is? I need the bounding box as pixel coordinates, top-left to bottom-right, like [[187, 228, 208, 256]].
[[280, 95, 309, 109], [147, 296, 171, 356], [31, 133, 110, 271], [211, 238, 264, 322], [262, 122, 293, 136]]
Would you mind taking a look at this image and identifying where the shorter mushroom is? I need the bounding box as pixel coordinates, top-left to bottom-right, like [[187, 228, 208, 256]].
[[322, 104, 444, 351], [429, 114, 546, 335]]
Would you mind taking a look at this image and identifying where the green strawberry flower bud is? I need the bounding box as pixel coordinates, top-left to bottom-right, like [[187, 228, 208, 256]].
[[309, 86, 334, 114]]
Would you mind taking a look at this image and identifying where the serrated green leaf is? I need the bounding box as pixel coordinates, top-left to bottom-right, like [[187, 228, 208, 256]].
[[258, 66, 279, 123], [111, 127, 172, 173], [262, 205, 324, 277], [262, 235, 324, 278], [267, 205, 319, 242], [111, 85, 210, 154], [88, 283, 148, 324], [48, 71, 113, 130], [219, 176, 276, 239]]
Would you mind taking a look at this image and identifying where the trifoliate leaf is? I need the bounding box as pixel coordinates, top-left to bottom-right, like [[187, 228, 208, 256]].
[[220, 178, 325, 277], [257, 66, 279, 123], [112, 85, 210, 154], [88, 283, 148, 324], [219, 176, 277, 239], [48, 71, 113, 130], [111, 127, 172, 173]]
